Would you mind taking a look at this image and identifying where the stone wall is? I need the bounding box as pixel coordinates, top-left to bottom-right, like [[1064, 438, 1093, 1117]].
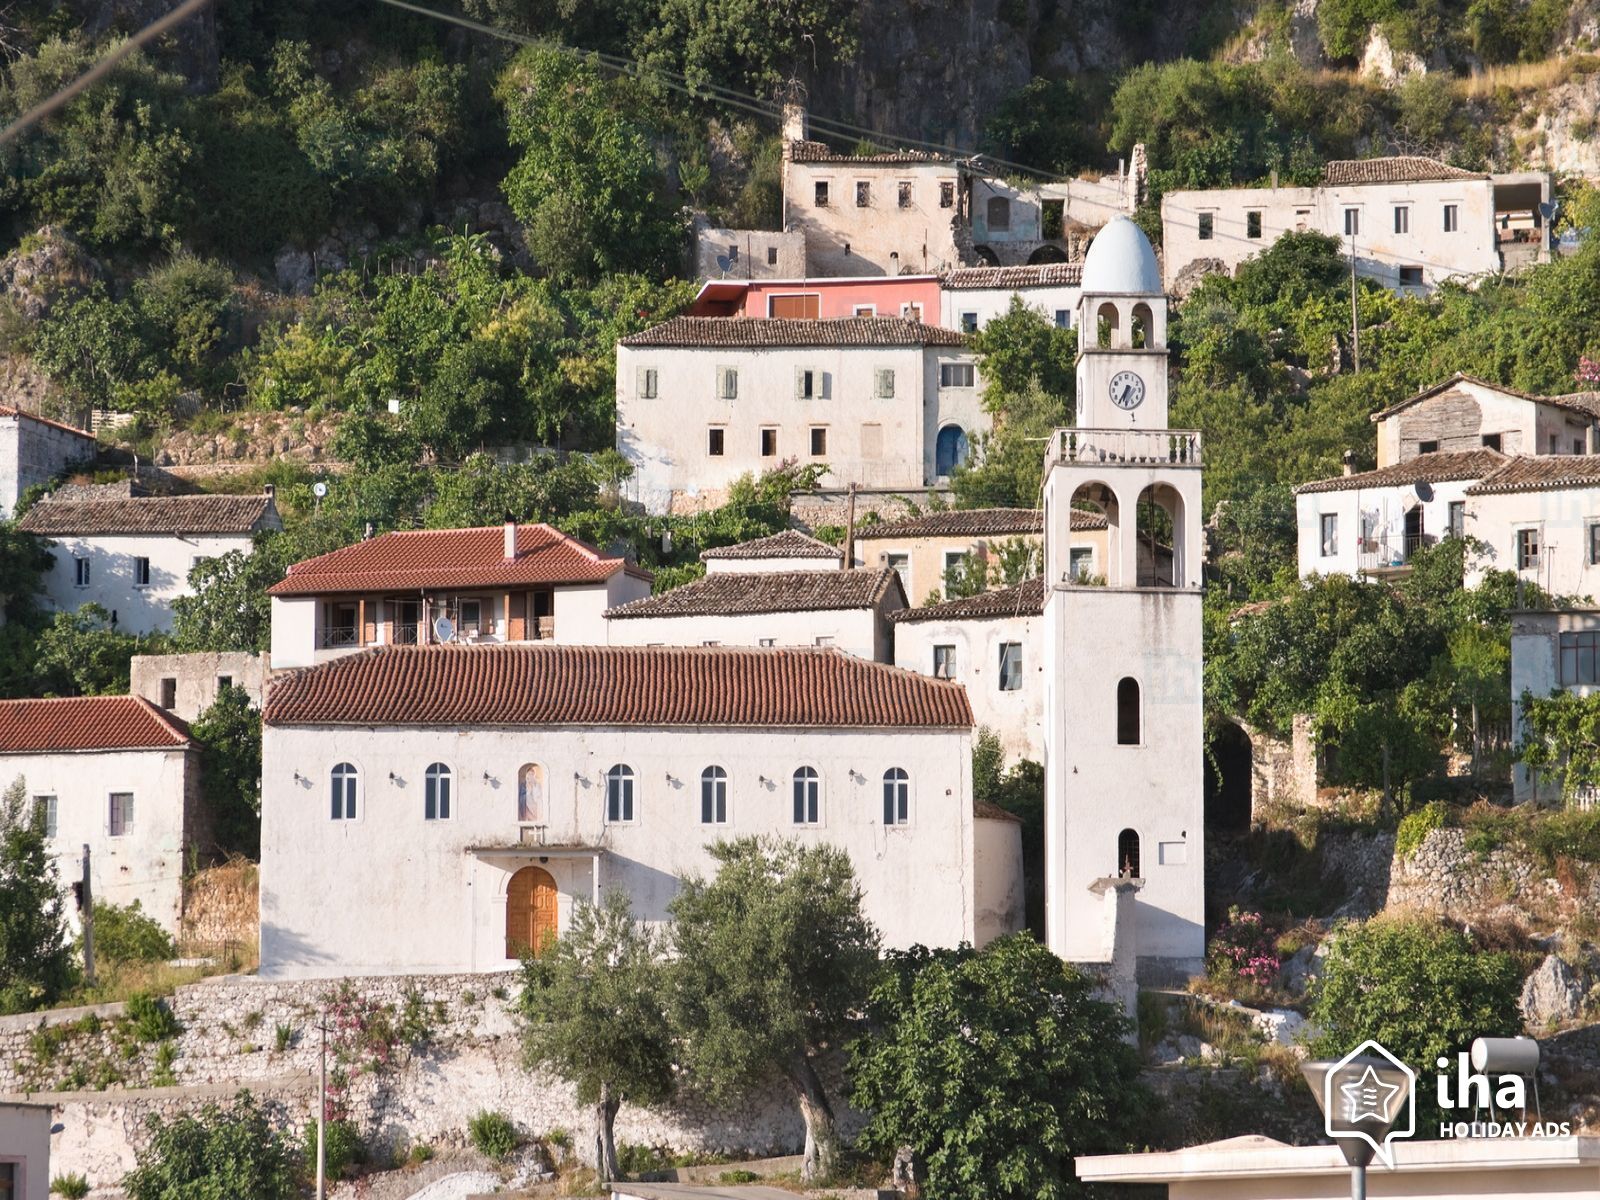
[[2, 972, 851, 1189], [1387, 827, 1549, 916]]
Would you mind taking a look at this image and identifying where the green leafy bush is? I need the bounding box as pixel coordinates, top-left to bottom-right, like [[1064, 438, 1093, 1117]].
[[1394, 800, 1451, 860], [124, 1092, 297, 1200], [91, 901, 175, 963], [303, 1118, 365, 1180], [125, 993, 180, 1043], [50, 1174, 89, 1198], [468, 1109, 519, 1160], [1526, 808, 1600, 867]]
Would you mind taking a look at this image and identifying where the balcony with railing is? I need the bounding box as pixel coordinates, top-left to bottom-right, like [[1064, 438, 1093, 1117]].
[[1358, 532, 1431, 574], [1056, 428, 1202, 467], [392, 622, 420, 645], [318, 625, 358, 649]]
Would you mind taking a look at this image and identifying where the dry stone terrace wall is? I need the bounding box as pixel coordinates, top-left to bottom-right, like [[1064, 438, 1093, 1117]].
[[3, 972, 852, 1187]]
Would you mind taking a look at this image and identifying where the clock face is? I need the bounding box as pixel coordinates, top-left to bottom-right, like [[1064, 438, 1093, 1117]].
[[1109, 370, 1146, 411]]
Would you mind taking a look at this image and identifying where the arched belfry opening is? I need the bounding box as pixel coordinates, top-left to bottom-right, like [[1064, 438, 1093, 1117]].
[[1131, 301, 1154, 349], [1135, 483, 1183, 587], [1096, 301, 1120, 349], [1066, 481, 1120, 585], [1206, 722, 1254, 834]]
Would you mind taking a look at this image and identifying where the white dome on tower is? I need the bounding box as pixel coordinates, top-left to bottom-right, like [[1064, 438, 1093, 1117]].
[[1079, 215, 1162, 295]]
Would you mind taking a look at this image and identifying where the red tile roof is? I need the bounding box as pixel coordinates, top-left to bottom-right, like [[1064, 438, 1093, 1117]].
[[855, 507, 1105, 538], [975, 800, 1023, 823], [0, 696, 190, 753], [941, 264, 1083, 289], [1466, 455, 1600, 495], [264, 645, 973, 730], [606, 568, 903, 619], [892, 577, 1045, 623], [17, 493, 279, 535], [268, 524, 649, 596], [618, 316, 967, 348], [0, 405, 96, 440], [1294, 449, 1505, 495], [1323, 157, 1485, 186], [701, 529, 841, 561]]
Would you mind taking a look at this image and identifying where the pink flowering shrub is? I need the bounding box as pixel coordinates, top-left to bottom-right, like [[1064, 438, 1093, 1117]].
[[1205, 908, 1281, 995], [1577, 356, 1600, 386]]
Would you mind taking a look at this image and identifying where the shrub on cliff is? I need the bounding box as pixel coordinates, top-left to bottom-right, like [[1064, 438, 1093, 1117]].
[[123, 1091, 297, 1200]]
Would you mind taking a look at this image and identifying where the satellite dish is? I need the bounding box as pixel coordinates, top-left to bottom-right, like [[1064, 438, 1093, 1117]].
[[1539, 200, 1560, 221], [433, 616, 455, 643], [715, 255, 732, 275], [312, 482, 328, 498], [1414, 481, 1434, 503]]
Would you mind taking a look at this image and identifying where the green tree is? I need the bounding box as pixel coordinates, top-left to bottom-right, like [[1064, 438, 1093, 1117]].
[[32, 604, 154, 697], [973, 729, 1045, 936], [190, 686, 263, 858], [851, 935, 1149, 1200], [122, 1091, 298, 1200], [519, 891, 674, 1181], [1309, 916, 1521, 1128], [638, 0, 859, 94], [497, 49, 681, 282], [970, 298, 1077, 405], [668, 836, 880, 1181], [0, 776, 75, 1014], [88, 900, 175, 964], [950, 380, 1070, 509], [0, 523, 52, 698], [29, 289, 154, 411], [172, 537, 295, 654]]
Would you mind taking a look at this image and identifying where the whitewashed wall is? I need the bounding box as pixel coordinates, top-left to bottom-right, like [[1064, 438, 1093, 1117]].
[[1467, 486, 1600, 600], [1295, 479, 1478, 580], [939, 286, 1079, 332], [36, 531, 257, 635], [606, 606, 891, 662], [260, 722, 984, 978], [0, 1102, 50, 1200], [0, 416, 94, 519], [0, 747, 196, 933], [894, 613, 1043, 762]]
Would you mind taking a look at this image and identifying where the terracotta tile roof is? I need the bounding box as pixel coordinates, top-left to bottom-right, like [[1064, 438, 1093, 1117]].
[[1323, 157, 1485, 186], [941, 264, 1083, 289], [700, 530, 841, 562], [0, 405, 96, 440], [788, 140, 956, 166], [618, 316, 968, 349], [268, 523, 648, 596], [1371, 373, 1600, 422], [1466, 455, 1600, 495], [1294, 449, 1505, 495], [606, 568, 904, 619], [856, 507, 1104, 538], [892, 577, 1045, 623], [17, 492, 279, 536], [0, 696, 190, 753], [975, 799, 1023, 823], [264, 644, 973, 729]]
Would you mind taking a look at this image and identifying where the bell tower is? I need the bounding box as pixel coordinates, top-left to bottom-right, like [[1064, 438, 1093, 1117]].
[[1041, 216, 1205, 978]]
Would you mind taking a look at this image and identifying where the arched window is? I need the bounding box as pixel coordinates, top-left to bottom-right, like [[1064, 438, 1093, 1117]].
[[424, 762, 452, 821], [330, 763, 357, 821], [986, 196, 1011, 231], [793, 767, 820, 825], [1118, 829, 1141, 877], [883, 768, 909, 826], [1097, 301, 1119, 349], [1117, 677, 1141, 745], [606, 764, 635, 823], [1132, 301, 1154, 350], [701, 766, 728, 825], [517, 763, 545, 823], [935, 426, 969, 477]]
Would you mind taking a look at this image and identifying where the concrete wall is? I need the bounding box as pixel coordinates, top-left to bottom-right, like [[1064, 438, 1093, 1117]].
[[0, 747, 196, 933], [0, 1102, 50, 1200], [973, 814, 1025, 946], [616, 343, 987, 514], [260, 722, 981, 978], [1162, 173, 1548, 293], [605, 603, 894, 662], [704, 277, 941, 320], [130, 651, 267, 722], [35, 530, 259, 635], [693, 222, 807, 280], [704, 553, 839, 575], [939, 285, 1079, 332], [781, 159, 964, 278], [0, 414, 94, 519], [1465, 486, 1600, 601], [894, 612, 1043, 762], [854, 530, 1105, 604]]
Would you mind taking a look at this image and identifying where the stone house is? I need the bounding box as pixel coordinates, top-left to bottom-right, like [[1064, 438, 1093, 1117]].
[[850, 507, 1106, 604], [614, 316, 986, 513], [604, 568, 905, 662], [0, 405, 95, 519], [130, 650, 268, 722], [1162, 157, 1552, 293], [893, 577, 1045, 763], [266, 519, 653, 669], [258, 644, 1023, 978], [17, 484, 282, 635], [0, 695, 201, 934], [939, 263, 1082, 333]]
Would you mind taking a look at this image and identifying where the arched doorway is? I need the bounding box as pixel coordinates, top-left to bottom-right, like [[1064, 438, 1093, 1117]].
[[936, 425, 969, 476], [1028, 243, 1068, 264], [1206, 722, 1254, 834], [506, 865, 557, 958]]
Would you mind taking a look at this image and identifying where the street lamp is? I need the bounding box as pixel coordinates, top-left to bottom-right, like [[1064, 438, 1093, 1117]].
[[1302, 1052, 1415, 1200]]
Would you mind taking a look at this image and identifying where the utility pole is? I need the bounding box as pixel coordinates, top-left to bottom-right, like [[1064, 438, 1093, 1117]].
[[1349, 242, 1361, 374], [841, 483, 858, 571], [80, 845, 94, 986], [316, 1013, 328, 1200]]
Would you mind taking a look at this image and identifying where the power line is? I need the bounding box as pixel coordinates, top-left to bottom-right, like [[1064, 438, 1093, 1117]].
[[370, 0, 1075, 182], [0, 0, 215, 146]]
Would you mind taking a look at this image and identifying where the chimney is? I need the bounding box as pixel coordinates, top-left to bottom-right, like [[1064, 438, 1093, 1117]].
[[263, 483, 275, 501], [504, 514, 517, 560], [781, 101, 808, 147], [1342, 450, 1355, 477]]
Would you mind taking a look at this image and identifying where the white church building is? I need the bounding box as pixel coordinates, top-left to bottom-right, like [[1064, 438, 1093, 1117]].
[[1041, 217, 1207, 980]]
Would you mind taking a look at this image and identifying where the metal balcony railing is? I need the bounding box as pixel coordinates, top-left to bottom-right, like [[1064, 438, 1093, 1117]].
[[392, 622, 420, 645], [1057, 428, 1202, 466], [319, 625, 357, 649], [1358, 532, 1431, 571]]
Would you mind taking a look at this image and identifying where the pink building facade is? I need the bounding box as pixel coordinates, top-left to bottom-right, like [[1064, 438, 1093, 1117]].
[[689, 276, 942, 322]]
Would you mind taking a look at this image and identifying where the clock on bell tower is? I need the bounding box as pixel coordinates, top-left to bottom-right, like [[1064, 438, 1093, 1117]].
[[1073, 217, 1170, 429]]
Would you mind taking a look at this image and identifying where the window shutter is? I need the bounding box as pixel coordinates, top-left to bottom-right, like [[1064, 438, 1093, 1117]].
[[636, 366, 649, 397], [876, 368, 894, 398]]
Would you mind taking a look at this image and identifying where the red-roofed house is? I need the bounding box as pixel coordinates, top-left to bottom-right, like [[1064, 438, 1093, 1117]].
[[266, 520, 653, 669], [0, 405, 95, 518], [0, 696, 201, 933]]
